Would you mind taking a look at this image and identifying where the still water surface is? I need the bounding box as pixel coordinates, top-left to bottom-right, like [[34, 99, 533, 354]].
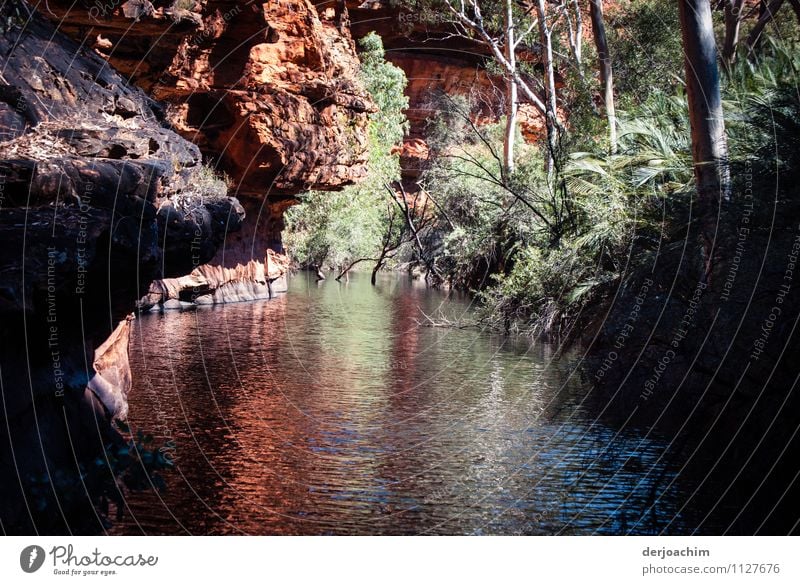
[[116, 273, 687, 534]]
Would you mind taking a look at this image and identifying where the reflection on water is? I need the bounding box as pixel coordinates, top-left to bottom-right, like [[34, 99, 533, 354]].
[[116, 272, 688, 535]]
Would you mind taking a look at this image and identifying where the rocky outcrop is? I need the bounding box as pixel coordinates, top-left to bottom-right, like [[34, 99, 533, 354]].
[[41, 0, 373, 197], [41, 0, 374, 309], [89, 316, 135, 421], [0, 2, 244, 532], [138, 222, 292, 309], [1, 1, 377, 531]]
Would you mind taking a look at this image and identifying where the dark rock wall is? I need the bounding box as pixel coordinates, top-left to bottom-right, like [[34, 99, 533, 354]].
[[0, 1, 243, 532]]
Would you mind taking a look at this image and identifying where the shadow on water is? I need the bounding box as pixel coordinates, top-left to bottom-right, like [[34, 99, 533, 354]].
[[112, 272, 700, 535]]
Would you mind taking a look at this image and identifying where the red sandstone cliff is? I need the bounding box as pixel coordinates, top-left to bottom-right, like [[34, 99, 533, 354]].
[[43, 0, 373, 196], [1, 0, 376, 532], [40, 0, 376, 307]]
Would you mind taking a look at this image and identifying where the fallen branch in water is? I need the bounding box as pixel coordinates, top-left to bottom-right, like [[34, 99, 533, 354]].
[[335, 258, 379, 281], [415, 308, 479, 330]]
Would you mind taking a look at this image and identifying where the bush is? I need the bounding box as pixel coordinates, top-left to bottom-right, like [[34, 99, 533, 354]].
[[606, 0, 684, 107], [284, 33, 409, 274], [416, 80, 697, 334]]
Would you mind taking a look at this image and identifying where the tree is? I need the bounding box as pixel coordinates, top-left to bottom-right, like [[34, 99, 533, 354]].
[[719, 0, 800, 70], [589, 0, 617, 153], [565, 0, 584, 74], [678, 0, 731, 281], [532, 0, 561, 176], [605, 0, 684, 103], [745, 0, 787, 57], [439, 0, 554, 172], [503, 0, 519, 175], [721, 0, 746, 72]]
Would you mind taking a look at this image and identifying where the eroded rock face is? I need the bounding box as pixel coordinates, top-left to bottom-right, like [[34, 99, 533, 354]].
[[374, 52, 546, 143], [138, 199, 293, 309], [42, 0, 373, 197], [42, 0, 374, 310], [0, 2, 243, 533]]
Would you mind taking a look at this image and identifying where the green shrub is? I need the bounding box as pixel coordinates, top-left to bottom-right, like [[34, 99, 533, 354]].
[[284, 33, 409, 274], [606, 0, 684, 107]]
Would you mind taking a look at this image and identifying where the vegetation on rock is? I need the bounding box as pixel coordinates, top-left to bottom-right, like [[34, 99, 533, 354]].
[[284, 33, 410, 278]]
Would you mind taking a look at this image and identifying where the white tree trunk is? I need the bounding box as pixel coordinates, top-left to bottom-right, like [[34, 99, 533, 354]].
[[536, 0, 559, 175], [503, 0, 518, 176], [573, 0, 583, 65], [589, 0, 617, 154], [566, 0, 584, 73], [441, 1, 548, 116], [678, 0, 731, 281], [441, 0, 559, 171]]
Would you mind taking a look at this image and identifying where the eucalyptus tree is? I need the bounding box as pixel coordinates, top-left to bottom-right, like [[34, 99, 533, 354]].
[[745, 0, 788, 57], [436, 0, 550, 174], [588, 0, 617, 153], [678, 0, 730, 282], [719, 0, 800, 70], [433, 0, 586, 177]]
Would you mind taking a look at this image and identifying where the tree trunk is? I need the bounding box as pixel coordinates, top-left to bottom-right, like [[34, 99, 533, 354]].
[[572, 0, 583, 66], [441, 0, 550, 122], [678, 0, 731, 282], [721, 0, 745, 72], [589, 0, 617, 154], [503, 0, 518, 177], [745, 0, 786, 57], [336, 257, 377, 281], [371, 260, 381, 286], [535, 0, 559, 175], [566, 0, 584, 74]]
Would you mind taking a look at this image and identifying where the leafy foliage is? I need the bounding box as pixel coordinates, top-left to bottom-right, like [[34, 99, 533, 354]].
[[288, 1, 799, 340], [284, 34, 409, 273], [606, 0, 684, 106], [418, 88, 696, 333]]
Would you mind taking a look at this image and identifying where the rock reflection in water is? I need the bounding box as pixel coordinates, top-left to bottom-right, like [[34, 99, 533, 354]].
[[115, 272, 688, 535]]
